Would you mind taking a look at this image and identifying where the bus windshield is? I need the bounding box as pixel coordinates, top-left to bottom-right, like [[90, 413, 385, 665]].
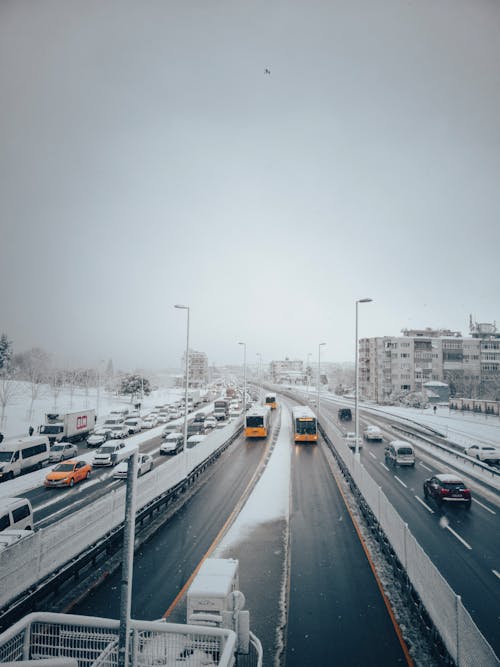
[[295, 419, 316, 435], [246, 416, 264, 428]]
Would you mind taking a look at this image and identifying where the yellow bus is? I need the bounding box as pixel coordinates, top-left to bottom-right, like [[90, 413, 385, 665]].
[[264, 393, 277, 410], [291, 406, 318, 443], [245, 407, 270, 438]]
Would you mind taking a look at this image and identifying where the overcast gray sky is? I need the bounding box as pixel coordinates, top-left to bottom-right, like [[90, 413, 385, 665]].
[[1, 0, 499, 370]]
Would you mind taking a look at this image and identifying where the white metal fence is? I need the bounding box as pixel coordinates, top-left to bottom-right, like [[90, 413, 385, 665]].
[[0, 612, 237, 666], [320, 414, 499, 667], [0, 420, 243, 612]]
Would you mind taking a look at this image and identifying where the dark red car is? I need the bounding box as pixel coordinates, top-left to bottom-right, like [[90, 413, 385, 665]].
[[423, 473, 471, 509]]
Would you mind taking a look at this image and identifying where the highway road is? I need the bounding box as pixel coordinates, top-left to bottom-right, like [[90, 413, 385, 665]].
[[317, 396, 500, 658], [282, 398, 409, 666], [65, 403, 412, 666], [3, 391, 498, 663]]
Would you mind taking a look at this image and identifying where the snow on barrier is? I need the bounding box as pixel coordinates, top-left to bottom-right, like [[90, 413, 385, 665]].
[[320, 414, 499, 667], [0, 419, 243, 612]]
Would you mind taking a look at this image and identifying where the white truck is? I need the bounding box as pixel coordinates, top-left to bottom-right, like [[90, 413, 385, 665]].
[[188, 389, 202, 407], [214, 399, 230, 421], [39, 409, 96, 444]]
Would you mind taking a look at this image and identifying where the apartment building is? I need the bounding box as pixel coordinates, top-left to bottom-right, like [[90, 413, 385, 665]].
[[360, 320, 499, 403], [270, 358, 307, 384]]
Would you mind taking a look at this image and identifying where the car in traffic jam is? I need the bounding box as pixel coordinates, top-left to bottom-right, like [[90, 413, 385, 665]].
[[44, 460, 92, 488]]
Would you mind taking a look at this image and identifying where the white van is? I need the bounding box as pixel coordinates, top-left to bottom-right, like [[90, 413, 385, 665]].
[[0, 497, 34, 531], [384, 440, 415, 467], [0, 436, 50, 480]]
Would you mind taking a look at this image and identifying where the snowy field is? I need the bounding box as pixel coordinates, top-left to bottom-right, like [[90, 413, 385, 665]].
[[0, 381, 182, 440]]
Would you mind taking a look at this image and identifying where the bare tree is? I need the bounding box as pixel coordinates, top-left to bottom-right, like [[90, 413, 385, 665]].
[[48, 369, 65, 411], [0, 370, 21, 431], [15, 348, 50, 422], [63, 367, 83, 409]]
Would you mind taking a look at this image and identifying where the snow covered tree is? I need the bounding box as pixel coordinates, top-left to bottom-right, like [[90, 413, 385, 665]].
[[0, 334, 13, 372], [119, 373, 151, 402]]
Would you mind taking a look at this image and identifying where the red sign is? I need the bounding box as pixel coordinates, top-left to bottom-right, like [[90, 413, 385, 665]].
[[76, 416, 88, 430]]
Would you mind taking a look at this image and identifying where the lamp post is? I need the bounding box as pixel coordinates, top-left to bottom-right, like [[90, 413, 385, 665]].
[[175, 304, 190, 472], [96, 359, 105, 418], [355, 298, 373, 459], [256, 353, 262, 402], [317, 343, 326, 417], [306, 352, 312, 399], [239, 342, 247, 413]]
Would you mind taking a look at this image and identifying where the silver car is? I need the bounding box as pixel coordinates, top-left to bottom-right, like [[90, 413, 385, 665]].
[[49, 442, 78, 463]]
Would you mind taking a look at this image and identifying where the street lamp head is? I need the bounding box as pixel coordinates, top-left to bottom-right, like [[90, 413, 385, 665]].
[[174, 304, 188, 310], [319, 342, 326, 347], [357, 298, 373, 304], [238, 341, 246, 346]]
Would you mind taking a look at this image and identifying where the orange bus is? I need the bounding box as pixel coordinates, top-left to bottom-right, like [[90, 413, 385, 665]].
[[245, 407, 270, 438], [292, 406, 318, 443], [264, 393, 277, 410]]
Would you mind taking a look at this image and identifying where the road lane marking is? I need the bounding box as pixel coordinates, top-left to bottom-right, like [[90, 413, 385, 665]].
[[445, 525, 472, 550], [368, 451, 377, 460], [493, 570, 500, 581], [394, 475, 407, 488], [472, 498, 496, 515], [414, 495, 434, 514], [381, 462, 390, 471], [419, 462, 433, 472]]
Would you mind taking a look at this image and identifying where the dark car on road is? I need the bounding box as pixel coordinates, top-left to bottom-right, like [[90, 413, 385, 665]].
[[423, 473, 471, 509], [338, 408, 352, 421]]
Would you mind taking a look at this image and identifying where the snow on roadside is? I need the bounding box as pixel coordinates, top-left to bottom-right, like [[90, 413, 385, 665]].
[[215, 405, 291, 550], [0, 382, 183, 439]]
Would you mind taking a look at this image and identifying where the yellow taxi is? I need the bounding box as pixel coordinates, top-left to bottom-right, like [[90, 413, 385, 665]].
[[44, 459, 92, 488]]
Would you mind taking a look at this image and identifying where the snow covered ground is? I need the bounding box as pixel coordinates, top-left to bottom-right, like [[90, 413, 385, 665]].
[[0, 383, 184, 500], [0, 381, 183, 439]]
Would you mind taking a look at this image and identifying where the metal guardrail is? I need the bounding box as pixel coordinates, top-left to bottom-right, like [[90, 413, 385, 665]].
[[0, 612, 240, 666], [346, 402, 500, 482], [387, 422, 500, 485]]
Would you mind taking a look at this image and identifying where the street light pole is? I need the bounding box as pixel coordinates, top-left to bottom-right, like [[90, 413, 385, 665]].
[[317, 343, 326, 417], [239, 342, 247, 413], [355, 298, 373, 460], [256, 353, 262, 402], [175, 304, 190, 474], [306, 352, 312, 399]]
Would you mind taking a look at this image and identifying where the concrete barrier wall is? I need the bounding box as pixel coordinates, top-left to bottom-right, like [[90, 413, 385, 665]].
[[0, 419, 242, 610]]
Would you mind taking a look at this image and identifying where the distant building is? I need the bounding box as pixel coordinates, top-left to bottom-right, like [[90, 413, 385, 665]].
[[359, 318, 500, 403], [182, 349, 208, 388], [270, 358, 307, 384]]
